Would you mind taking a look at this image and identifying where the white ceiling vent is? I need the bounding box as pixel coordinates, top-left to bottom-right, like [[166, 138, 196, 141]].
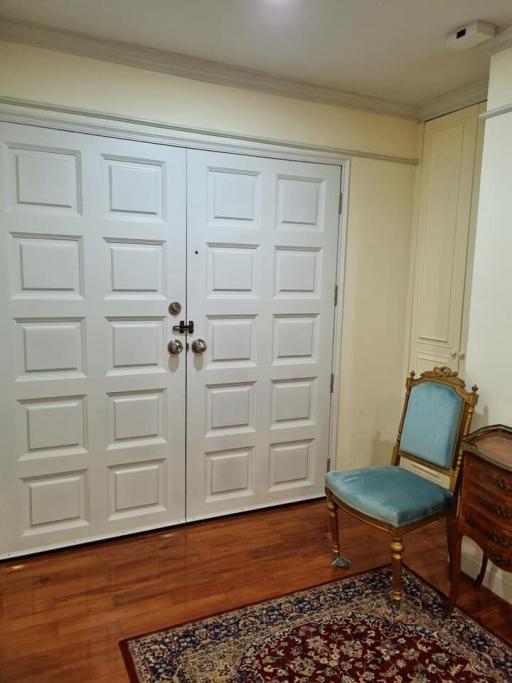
[[446, 20, 496, 50]]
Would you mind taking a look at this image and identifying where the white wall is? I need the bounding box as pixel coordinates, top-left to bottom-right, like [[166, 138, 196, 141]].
[[466, 111, 512, 429], [0, 41, 418, 471], [0, 42, 418, 159], [463, 46, 512, 603], [338, 157, 416, 467]]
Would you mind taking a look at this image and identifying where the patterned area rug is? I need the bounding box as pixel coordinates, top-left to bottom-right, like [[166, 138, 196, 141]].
[[120, 566, 512, 682]]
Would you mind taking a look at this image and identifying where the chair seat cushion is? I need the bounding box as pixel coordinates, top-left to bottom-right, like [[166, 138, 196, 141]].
[[325, 466, 453, 528]]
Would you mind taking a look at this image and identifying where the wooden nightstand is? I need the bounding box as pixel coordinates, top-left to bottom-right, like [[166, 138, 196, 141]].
[[448, 425, 512, 613]]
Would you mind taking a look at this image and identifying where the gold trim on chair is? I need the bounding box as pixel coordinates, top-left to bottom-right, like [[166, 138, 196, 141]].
[[325, 366, 479, 606]]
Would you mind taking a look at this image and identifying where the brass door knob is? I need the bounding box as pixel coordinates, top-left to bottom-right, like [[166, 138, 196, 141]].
[[167, 339, 184, 355], [191, 338, 207, 354]]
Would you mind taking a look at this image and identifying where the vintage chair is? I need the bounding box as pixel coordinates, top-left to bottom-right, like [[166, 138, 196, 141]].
[[325, 367, 478, 606]]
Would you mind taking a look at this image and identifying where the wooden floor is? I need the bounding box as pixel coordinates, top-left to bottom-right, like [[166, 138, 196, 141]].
[[0, 501, 510, 682]]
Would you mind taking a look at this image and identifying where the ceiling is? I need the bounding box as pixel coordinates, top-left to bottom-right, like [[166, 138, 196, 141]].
[[1, 0, 511, 112]]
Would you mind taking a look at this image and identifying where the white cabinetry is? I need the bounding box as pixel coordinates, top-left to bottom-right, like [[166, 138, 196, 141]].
[[408, 104, 484, 375]]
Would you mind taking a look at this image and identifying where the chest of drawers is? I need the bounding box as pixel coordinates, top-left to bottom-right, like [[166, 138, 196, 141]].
[[448, 424, 512, 612]]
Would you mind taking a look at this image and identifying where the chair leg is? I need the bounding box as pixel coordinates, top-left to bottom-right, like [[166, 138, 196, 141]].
[[390, 535, 403, 606], [326, 494, 350, 568]]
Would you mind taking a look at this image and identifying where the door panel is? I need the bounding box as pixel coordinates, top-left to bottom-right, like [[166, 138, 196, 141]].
[[0, 123, 187, 556], [186, 150, 341, 520], [409, 106, 479, 373], [0, 123, 342, 555]]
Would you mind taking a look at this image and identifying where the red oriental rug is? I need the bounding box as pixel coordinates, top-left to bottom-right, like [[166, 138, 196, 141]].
[[120, 566, 512, 682]]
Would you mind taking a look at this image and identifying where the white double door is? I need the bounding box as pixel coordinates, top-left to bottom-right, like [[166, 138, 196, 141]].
[[0, 123, 341, 556]]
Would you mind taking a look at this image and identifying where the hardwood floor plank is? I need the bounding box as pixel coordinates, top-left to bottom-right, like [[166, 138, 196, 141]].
[[0, 501, 510, 682]]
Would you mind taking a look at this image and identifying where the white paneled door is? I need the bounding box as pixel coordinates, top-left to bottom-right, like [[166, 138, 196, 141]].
[[0, 123, 342, 556], [409, 105, 480, 374], [0, 124, 187, 556], [186, 151, 341, 519]]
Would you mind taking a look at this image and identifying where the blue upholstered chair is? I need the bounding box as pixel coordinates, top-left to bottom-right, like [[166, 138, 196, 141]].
[[325, 367, 478, 606]]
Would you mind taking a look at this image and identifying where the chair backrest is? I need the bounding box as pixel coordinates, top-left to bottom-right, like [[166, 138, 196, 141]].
[[392, 367, 479, 490]]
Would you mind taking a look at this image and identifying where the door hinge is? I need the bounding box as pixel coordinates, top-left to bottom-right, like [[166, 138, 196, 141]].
[[334, 284, 338, 306], [330, 373, 334, 393], [326, 457, 331, 472], [338, 192, 343, 215]]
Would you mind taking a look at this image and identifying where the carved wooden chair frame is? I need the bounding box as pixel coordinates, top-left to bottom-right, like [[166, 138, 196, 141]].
[[326, 366, 479, 605]]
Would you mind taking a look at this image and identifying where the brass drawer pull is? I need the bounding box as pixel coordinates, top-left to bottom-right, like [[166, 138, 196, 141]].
[[490, 532, 512, 547], [491, 503, 512, 519], [488, 552, 512, 567], [495, 477, 512, 492]]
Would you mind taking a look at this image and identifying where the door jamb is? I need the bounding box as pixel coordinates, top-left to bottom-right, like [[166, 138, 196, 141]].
[[327, 160, 350, 474]]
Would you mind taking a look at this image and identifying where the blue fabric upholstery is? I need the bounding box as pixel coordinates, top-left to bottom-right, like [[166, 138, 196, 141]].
[[400, 382, 463, 469], [325, 466, 453, 527]]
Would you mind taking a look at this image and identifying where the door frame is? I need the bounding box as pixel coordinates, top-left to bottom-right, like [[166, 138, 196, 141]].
[[0, 101, 349, 552]]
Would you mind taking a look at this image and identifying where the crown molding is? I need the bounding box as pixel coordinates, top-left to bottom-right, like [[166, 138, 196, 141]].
[[419, 79, 488, 121], [0, 15, 490, 124], [0, 15, 419, 120], [485, 24, 512, 55], [480, 102, 512, 120], [0, 96, 419, 165]]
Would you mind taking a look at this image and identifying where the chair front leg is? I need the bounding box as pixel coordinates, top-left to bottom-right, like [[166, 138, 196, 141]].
[[326, 493, 350, 568], [390, 535, 404, 606]]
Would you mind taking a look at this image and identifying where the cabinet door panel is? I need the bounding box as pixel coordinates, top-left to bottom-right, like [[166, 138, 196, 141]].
[[409, 105, 479, 373]]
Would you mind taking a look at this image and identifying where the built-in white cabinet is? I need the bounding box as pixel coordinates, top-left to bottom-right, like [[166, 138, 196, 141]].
[[408, 104, 484, 375]]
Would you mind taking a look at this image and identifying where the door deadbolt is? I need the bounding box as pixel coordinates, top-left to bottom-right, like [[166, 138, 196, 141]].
[[172, 320, 194, 334], [168, 301, 182, 315], [167, 339, 184, 355]]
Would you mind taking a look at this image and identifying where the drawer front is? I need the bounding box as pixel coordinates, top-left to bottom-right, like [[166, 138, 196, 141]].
[[460, 452, 512, 570], [476, 536, 511, 570], [462, 486, 512, 527], [463, 453, 512, 495], [462, 455, 512, 524], [462, 504, 512, 540], [460, 511, 512, 570], [486, 552, 512, 570]]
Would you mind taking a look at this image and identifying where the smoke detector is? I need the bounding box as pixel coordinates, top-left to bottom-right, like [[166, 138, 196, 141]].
[[447, 20, 496, 50]]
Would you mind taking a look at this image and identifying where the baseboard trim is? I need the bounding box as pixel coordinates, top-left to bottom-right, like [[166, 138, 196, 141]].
[[0, 496, 325, 561]]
